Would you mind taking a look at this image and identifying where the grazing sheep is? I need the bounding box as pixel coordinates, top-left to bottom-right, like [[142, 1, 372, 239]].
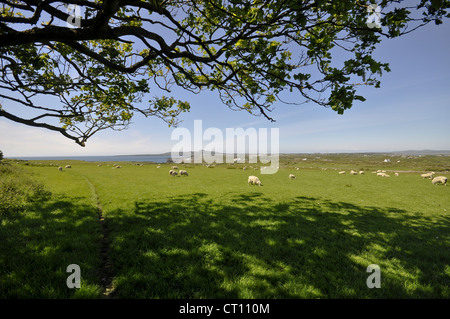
[[359, 171, 365, 175], [97, 164, 102, 167], [248, 175, 262, 186], [432, 176, 447, 185], [179, 170, 188, 176], [395, 173, 399, 177], [157, 165, 161, 168], [338, 171, 346, 174], [65, 165, 71, 168], [169, 170, 178, 176], [172, 166, 178, 170], [377, 172, 387, 177], [350, 170, 358, 175], [289, 174, 296, 180], [58, 166, 63, 172], [421, 172, 435, 179]]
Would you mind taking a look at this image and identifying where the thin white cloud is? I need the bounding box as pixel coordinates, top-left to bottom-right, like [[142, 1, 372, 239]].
[[0, 119, 172, 157]]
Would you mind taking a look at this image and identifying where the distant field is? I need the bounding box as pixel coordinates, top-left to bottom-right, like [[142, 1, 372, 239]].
[[1, 155, 449, 298]]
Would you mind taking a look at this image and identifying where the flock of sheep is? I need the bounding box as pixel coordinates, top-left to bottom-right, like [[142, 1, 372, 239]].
[[248, 169, 447, 187], [421, 172, 448, 186], [336, 168, 447, 185], [169, 166, 189, 177], [55, 163, 447, 186]]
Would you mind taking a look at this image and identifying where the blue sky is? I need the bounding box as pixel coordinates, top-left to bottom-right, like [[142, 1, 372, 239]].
[[1, 12, 449, 157]]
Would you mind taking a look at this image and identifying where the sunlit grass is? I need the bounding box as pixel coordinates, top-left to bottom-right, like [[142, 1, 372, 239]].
[[1, 158, 449, 298]]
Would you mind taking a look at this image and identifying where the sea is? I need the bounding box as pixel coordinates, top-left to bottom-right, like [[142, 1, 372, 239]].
[[12, 155, 184, 164]]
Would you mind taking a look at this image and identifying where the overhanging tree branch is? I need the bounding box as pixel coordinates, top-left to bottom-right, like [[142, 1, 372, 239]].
[[0, 0, 448, 146], [0, 109, 86, 146]]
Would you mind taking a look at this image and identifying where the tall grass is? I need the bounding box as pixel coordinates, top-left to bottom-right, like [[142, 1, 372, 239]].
[[0, 164, 48, 215]]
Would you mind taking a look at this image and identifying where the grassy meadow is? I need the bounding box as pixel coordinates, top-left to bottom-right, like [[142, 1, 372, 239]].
[[0, 154, 449, 298]]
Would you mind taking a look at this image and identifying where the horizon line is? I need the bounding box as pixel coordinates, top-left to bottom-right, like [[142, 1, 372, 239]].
[[6, 149, 450, 158]]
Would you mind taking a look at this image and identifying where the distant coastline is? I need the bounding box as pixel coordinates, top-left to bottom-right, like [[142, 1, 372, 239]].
[[105, 149, 450, 157], [11, 155, 180, 163], [8, 150, 450, 163]]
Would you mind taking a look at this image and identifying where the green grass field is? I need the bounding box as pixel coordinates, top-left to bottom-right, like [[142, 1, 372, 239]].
[[1, 156, 449, 298]]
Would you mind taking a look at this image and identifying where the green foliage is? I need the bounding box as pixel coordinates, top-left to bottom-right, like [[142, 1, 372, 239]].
[[0, 1, 448, 144], [0, 164, 49, 215]]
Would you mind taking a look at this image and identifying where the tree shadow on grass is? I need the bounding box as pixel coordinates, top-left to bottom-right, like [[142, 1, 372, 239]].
[[107, 193, 450, 299], [0, 195, 103, 298]]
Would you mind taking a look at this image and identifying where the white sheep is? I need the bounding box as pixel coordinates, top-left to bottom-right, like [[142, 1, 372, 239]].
[[179, 170, 188, 176], [58, 166, 63, 172], [421, 172, 435, 179], [65, 165, 71, 168], [377, 172, 387, 177], [338, 171, 346, 174], [395, 173, 399, 177], [359, 171, 365, 175], [97, 164, 102, 167], [248, 175, 262, 186], [172, 166, 178, 170], [169, 169, 178, 176], [350, 170, 358, 175], [432, 176, 447, 185], [289, 174, 296, 179]]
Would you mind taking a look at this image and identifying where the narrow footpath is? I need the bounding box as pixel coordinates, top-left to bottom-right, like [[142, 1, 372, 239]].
[[83, 176, 116, 298]]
